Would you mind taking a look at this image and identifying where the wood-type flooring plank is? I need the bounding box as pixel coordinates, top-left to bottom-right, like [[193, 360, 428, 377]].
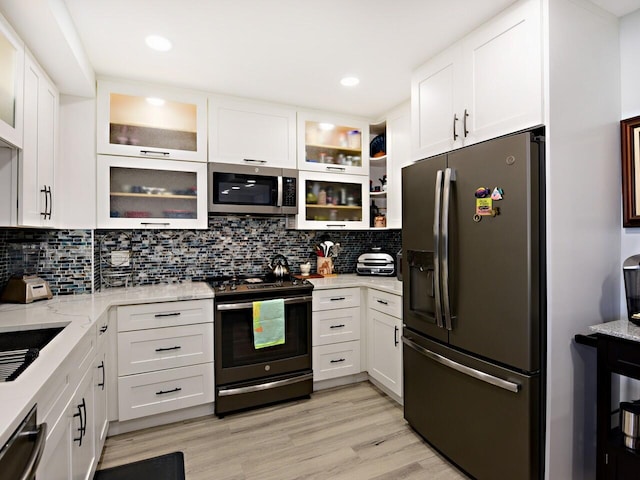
[[97, 382, 468, 479]]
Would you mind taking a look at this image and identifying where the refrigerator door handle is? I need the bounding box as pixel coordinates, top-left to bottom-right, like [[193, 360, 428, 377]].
[[442, 168, 455, 330], [401, 336, 520, 393], [433, 169, 444, 328]]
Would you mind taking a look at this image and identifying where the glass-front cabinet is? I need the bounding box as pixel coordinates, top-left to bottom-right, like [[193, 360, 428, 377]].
[[297, 112, 369, 175], [292, 171, 369, 230], [0, 15, 24, 148], [97, 155, 207, 229], [97, 79, 207, 162]]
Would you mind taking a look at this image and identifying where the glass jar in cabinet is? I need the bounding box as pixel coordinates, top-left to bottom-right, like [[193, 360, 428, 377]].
[[97, 155, 207, 229], [0, 15, 24, 149], [297, 112, 369, 175], [293, 171, 369, 230], [97, 79, 207, 162]]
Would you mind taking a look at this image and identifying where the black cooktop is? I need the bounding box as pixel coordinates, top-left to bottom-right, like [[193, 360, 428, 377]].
[[204, 274, 313, 297]]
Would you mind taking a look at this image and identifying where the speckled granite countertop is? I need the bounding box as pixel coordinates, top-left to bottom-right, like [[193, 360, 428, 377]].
[[589, 319, 640, 342]]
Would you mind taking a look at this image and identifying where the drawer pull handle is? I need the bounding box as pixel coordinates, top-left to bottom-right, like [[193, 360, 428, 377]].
[[98, 361, 105, 389], [376, 299, 389, 305], [155, 346, 182, 352], [330, 358, 346, 364], [330, 324, 345, 329], [156, 387, 182, 395], [140, 149, 170, 156], [330, 297, 346, 302], [243, 158, 267, 164], [154, 312, 181, 318], [100, 325, 108, 333]]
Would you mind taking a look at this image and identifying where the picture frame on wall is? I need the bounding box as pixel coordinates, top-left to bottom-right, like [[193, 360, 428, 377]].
[[621, 115, 640, 227]]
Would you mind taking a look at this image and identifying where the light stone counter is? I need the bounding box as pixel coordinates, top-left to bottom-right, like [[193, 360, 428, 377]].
[[307, 273, 403, 296], [589, 319, 640, 342], [0, 282, 214, 447]]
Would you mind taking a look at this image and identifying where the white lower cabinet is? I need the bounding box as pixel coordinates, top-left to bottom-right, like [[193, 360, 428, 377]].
[[115, 299, 215, 422], [118, 362, 214, 421], [38, 328, 98, 480], [312, 287, 361, 382], [313, 341, 361, 381], [367, 289, 403, 399], [94, 317, 111, 452]]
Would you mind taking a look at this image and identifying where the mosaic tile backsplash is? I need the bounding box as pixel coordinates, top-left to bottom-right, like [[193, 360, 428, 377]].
[[1, 215, 401, 295]]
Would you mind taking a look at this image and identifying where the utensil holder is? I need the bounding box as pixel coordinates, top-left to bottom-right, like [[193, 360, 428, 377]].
[[317, 257, 333, 276]]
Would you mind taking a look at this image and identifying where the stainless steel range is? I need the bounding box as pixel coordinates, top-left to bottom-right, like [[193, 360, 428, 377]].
[[206, 275, 314, 416]]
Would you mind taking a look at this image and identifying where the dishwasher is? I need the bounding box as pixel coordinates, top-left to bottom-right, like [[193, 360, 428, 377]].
[[0, 405, 47, 480]]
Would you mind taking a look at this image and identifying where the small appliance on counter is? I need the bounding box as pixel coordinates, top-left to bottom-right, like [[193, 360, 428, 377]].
[[624, 254, 640, 325], [0, 243, 52, 304], [621, 401, 640, 450], [356, 247, 395, 276]]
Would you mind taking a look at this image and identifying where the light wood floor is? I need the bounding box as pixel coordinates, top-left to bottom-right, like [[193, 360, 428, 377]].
[[97, 382, 469, 480]]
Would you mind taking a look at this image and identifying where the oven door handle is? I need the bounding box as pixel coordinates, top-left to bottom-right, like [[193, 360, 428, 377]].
[[216, 295, 313, 311], [217, 372, 314, 397]]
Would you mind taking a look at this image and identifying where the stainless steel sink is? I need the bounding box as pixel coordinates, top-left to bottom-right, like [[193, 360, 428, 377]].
[[0, 327, 65, 381]]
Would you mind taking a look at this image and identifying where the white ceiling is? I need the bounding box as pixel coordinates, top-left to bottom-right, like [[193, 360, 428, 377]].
[[62, 0, 520, 118], [3, 0, 640, 119]]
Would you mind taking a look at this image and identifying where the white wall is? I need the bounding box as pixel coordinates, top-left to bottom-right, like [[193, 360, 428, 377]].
[[621, 9, 640, 297], [545, 0, 621, 479]]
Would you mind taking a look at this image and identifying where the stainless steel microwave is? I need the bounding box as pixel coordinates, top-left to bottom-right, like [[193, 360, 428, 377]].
[[208, 163, 298, 215]]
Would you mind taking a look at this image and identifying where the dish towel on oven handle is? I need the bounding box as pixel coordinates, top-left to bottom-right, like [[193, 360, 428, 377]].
[[253, 298, 285, 349]]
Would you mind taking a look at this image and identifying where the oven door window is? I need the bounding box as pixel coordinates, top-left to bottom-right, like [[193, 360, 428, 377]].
[[213, 172, 277, 207], [219, 302, 309, 368]]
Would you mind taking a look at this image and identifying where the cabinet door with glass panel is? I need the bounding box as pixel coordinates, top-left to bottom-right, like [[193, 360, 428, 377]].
[[97, 79, 207, 162], [294, 171, 369, 230], [297, 112, 369, 175], [0, 14, 24, 149], [97, 155, 207, 229]]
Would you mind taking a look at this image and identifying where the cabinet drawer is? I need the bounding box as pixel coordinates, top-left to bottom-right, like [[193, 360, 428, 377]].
[[312, 341, 361, 381], [117, 299, 213, 332], [118, 362, 214, 421], [118, 322, 214, 376], [313, 287, 360, 311], [368, 289, 402, 319], [312, 307, 360, 346]]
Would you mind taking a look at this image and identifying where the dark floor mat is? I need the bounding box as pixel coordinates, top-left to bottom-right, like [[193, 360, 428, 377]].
[[93, 452, 185, 480]]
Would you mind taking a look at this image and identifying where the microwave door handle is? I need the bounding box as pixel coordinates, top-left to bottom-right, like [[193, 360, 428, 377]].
[[442, 167, 455, 330], [276, 176, 283, 207], [433, 169, 444, 329]]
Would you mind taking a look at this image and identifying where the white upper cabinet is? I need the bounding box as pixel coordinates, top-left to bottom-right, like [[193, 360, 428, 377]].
[[385, 102, 411, 230], [19, 50, 58, 227], [0, 13, 24, 149], [208, 95, 297, 168], [298, 111, 370, 176], [97, 79, 207, 162], [461, 0, 542, 145], [412, 44, 464, 159], [96, 155, 208, 230], [412, 0, 542, 159]]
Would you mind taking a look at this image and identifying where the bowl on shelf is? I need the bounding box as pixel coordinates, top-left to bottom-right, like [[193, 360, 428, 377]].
[[124, 211, 151, 218]]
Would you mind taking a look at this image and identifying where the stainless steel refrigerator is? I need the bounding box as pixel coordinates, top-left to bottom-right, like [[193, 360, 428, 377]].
[[401, 129, 545, 480]]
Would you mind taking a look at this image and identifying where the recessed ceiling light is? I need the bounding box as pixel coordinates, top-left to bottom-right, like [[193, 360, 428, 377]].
[[146, 97, 165, 106], [340, 76, 360, 87], [145, 35, 172, 52]]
